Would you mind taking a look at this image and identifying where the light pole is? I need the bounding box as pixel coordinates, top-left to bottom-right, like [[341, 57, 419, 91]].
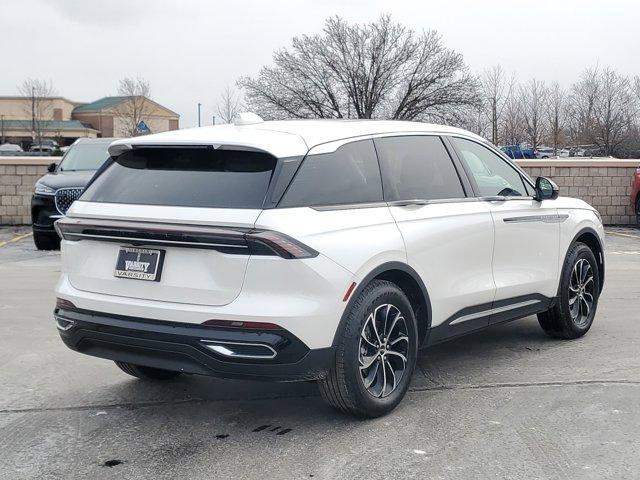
[[212, 115, 216, 126], [197, 103, 202, 127]]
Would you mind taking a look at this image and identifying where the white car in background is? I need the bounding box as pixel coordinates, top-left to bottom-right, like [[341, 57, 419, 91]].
[[0, 142, 23, 153], [53, 116, 605, 417], [535, 147, 555, 159]]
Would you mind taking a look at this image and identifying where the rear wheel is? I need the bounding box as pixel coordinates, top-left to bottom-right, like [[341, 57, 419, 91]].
[[538, 242, 600, 339], [33, 230, 60, 250], [318, 280, 418, 418], [115, 361, 182, 380]]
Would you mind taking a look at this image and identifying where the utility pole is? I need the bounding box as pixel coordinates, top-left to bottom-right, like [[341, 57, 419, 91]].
[[197, 103, 202, 127], [31, 86, 36, 143]]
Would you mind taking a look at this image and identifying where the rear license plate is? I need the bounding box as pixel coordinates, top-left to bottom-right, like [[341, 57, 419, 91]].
[[114, 247, 165, 282]]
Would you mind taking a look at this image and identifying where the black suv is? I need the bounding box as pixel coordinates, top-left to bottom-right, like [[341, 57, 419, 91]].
[[31, 138, 117, 250]]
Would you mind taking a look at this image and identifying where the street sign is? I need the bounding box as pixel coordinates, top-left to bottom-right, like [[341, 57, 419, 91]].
[[136, 120, 151, 135]]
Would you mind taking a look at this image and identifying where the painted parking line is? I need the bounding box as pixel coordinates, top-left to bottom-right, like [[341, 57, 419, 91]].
[[0, 232, 33, 248], [607, 231, 640, 241]]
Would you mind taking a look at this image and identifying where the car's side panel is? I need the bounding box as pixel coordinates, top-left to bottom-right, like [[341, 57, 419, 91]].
[[254, 205, 407, 278], [389, 201, 496, 330], [554, 197, 606, 289], [488, 198, 561, 302]]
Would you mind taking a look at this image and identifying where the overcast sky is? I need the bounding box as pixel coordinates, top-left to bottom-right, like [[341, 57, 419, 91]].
[[3, 0, 639, 128]]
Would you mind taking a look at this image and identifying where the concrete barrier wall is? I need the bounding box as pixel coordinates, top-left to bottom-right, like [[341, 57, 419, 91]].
[[516, 159, 638, 225], [0, 156, 638, 226], [0, 157, 52, 225]]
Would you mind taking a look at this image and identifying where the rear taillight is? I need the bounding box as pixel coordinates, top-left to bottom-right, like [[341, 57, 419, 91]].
[[246, 230, 318, 259]]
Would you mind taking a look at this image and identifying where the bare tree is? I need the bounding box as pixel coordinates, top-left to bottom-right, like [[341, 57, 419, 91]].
[[215, 86, 242, 124], [501, 86, 525, 146], [115, 77, 153, 137], [568, 67, 635, 156], [567, 67, 600, 147], [17, 78, 56, 145], [520, 79, 547, 150], [545, 82, 566, 155], [239, 15, 478, 121], [480, 65, 511, 144]]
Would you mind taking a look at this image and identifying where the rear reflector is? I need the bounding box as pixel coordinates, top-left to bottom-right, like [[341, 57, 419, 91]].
[[56, 298, 78, 311], [202, 319, 282, 330], [343, 282, 357, 302]]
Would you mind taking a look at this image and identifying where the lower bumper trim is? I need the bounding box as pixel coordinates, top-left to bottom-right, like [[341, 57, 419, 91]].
[[56, 308, 334, 382]]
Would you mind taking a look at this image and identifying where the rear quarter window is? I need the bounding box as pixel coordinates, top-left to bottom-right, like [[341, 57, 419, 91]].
[[82, 147, 277, 209], [279, 139, 383, 207]]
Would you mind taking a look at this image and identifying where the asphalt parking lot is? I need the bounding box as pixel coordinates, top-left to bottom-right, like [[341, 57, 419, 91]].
[[1, 227, 639, 480]]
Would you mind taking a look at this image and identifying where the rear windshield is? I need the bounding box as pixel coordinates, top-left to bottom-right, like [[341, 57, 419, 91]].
[[82, 147, 277, 209]]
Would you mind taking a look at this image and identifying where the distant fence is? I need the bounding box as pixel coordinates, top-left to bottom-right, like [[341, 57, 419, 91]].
[[0, 156, 638, 226]]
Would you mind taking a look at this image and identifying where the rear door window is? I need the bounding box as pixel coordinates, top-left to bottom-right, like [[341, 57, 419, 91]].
[[82, 147, 277, 208], [279, 139, 383, 207], [374, 135, 465, 201]]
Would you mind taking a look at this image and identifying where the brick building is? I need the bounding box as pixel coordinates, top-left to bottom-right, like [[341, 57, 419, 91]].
[[0, 95, 179, 147]]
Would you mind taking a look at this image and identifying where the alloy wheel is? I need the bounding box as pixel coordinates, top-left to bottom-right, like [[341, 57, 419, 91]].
[[568, 258, 595, 328], [358, 304, 409, 398]]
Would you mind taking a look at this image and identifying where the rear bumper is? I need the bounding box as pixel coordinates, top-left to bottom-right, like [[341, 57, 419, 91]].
[[56, 308, 334, 382]]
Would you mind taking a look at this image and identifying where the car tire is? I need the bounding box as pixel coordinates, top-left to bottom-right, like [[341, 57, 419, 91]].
[[537, 242, 600, 339], [318, 280, 418, 418], [635, 196, 640, 225], [114, 361, 182, 380], [33, 231, 60, 250]]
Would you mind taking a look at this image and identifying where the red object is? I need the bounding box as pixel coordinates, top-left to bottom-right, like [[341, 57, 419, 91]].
[[342, 282, 357, 302], [201, 319, 281, 330], [631, 167, 640, 223]]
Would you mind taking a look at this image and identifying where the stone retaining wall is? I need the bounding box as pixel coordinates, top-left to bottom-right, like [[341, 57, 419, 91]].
[[516, 159, 638, 225], [0, 156, 638, 226], [0, 157, 52, 225]]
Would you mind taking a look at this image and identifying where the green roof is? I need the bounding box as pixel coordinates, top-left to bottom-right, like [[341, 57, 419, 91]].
[[72, 96, 127, 113], [0, 119, 97, 131]]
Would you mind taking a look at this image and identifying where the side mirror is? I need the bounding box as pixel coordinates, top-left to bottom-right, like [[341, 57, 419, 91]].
[[535, 176, 559, 201], [47, 162, 57, 173]]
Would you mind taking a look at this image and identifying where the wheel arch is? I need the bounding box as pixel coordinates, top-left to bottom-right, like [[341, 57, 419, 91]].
[[332, 262, 432, 348], [568, 227, 605, 290]]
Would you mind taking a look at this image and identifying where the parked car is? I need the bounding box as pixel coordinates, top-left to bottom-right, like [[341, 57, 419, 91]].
[[535, 147, 555, 159], [53, 117, 605, 418], [500, 145, 536, 159], [29, 139, 59, 153], [31, 137, 117, 250], [632, 166, 640, 224], [0, 142, 23, 153]]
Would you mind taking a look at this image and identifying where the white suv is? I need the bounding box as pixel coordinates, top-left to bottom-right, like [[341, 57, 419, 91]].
[[54, 117, 605, 417]]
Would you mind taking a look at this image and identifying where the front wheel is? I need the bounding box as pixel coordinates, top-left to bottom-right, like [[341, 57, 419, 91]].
[[318, 280, 418, 418], [33, 230, 60, 250], [538, 242, 600, 339]]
